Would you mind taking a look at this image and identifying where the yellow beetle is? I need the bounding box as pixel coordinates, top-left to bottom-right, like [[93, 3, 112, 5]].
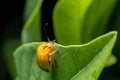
[[36, 41, 56, 71]]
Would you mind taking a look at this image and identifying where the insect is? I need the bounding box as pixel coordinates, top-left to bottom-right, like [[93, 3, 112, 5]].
[[36, 40, 57, 71], [36, 23, 58, 71]]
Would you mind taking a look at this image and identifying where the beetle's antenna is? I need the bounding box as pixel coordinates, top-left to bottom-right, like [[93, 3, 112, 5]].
[[52, 39, 56, 43], [44, 23, 50, 41]]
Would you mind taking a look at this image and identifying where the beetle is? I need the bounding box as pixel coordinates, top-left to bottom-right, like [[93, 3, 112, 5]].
[[36, 40, 57, 71]]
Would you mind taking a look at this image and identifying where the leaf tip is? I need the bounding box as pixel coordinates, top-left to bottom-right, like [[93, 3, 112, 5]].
[[110, 31, 117, 36]]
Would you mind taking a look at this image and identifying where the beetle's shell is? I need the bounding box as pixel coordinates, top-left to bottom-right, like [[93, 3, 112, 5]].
[[36, 42, 54, 71]]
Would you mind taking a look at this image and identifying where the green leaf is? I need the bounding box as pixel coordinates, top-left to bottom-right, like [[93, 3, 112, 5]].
[[14, 43, 52, 80], [23, 0, 41, 22], [105, 54, 117, 67], [53, 0, 94, 45], [53, 0, 117, 45], [82, 0, 117, 43], [22, 0, 43, 44], [14, 31, 117, 80]]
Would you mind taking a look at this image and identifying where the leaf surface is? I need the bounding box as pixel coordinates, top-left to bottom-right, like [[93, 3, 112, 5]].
[[14, 31, 117, 80]]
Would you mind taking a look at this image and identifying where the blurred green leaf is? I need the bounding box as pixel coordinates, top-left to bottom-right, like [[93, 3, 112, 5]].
[[23, 0, 41, 22], [98, 1, 120, 80], [14, 31, 117, 80], [105, 54, 117, 67], [22, 0, 43, 44], [53, 0, 94, 45], [112, 1, 120, 62], [82, 0, 117, 43], [53, 0, 117, 45], [3, 39, 21, 79]]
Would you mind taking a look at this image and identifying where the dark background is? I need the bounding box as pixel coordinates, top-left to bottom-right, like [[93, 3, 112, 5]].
[[0, 0, 120, 80], [1, 0, 24, 80]]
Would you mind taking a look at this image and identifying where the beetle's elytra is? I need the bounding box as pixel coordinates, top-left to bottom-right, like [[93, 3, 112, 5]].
[[36, 41, 55, 71]]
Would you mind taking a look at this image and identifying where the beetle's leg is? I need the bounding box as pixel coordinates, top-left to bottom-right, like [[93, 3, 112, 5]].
[[51, 50, 60, 68], [49, 50, 59, 55], [53, 59, 57, 66], [47, 53, 52, 67]]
